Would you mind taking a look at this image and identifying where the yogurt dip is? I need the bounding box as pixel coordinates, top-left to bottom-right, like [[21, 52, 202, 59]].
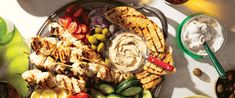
[[182, 15, 224, 55], [108, 32, 147, 72]]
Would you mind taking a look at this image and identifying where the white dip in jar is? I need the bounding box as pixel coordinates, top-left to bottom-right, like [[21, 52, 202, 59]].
[[182, 15, 225, 55], [108, 32, 147, 72]]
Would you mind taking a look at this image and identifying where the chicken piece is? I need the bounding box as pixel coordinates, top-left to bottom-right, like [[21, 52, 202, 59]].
[[22, 69, 55, 88], [36, 72, 55, 88], [71, 61, 87, 76], [55, 74, 86, 93], [31, 36, 58, 55], [49, 22, 65, 36], [43, 56, 57, 71], [52, 44, 71, 63], [70, 47, 83, 63], [29, 52, 47, 67], [55, 74, 73, 91], [71, 77, 86, 93], [22, 69, 42, 84], [55, 64, 67, 74]]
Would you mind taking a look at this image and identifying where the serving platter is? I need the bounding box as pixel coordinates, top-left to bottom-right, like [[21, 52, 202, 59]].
[[26, 0, 169, 98]]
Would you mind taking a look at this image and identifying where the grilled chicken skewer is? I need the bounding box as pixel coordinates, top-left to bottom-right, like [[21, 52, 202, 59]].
[[22, 69, 86, 93], [29, 50, 133, 84]]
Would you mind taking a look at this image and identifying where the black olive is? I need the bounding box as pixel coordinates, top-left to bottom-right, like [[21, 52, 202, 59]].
[[217, 84, 224, 93]]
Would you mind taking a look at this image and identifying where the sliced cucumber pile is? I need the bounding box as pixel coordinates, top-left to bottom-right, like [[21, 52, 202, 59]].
[[91, 76, 153, 98]]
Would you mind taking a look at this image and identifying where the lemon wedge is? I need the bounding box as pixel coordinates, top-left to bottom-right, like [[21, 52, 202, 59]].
[[31, 89, 42, 98], [41, 89, 57, 98], [57, 89, 68, 98]]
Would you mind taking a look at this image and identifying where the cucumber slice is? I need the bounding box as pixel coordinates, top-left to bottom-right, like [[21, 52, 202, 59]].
[[142, 89, 152, 98], [121, 86, 142, 96], [134, 92, 143, 98], [116, 77, 137, 89], [116, 80, 140, 94], [90, 90, 105, 98], [106, 94, 125, 98], [99, 84, 114, 94]]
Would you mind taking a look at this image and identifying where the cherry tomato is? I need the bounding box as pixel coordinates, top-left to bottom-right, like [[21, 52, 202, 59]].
[[72, 33, 85, 40], [66, 4, 76, 14], [79, 24, 88, 33], [68, 93, 91, 98], [68, 22, 78, 33], [73, 6, 83, 17], [58, 16, 72, 29], [76, 92, 92, 98]]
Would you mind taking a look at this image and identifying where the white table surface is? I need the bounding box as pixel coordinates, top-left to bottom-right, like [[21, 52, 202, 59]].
[[1, 0, 235, 98]]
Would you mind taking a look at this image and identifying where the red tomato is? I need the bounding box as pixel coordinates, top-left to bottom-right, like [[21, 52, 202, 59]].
[[68, 93, 91, 98], [79, 24, 88, 33], [76, 92, 92, 98], [66, 4, 76, 14], [58, 16, 72, 29], [73, 7, 83, 17], [72, 33, 85, 40], [68, 22, 78, 33]]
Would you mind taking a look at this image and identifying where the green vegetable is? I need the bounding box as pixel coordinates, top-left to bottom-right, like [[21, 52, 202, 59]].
[[97, 42, 105, 52], [98, 84, 114, 94], [105, 58, 111, 65], [134, 93, 142, 98], [106, 94, 125, 98], [91, 44, 97, 50], [94, 34, 106, 41], [95, 27, 102, 33], [90, 90, 105, 98], [116, 77, 137, 90], [102, 28, 109, 35], [142, 89, 152, 98], [116, 80, 140, 94], [121, 86, 142, 96], [87, 36, 98, 44]]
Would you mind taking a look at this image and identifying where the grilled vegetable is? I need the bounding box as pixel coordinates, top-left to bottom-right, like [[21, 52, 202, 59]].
[[98, 84, 114, 94]]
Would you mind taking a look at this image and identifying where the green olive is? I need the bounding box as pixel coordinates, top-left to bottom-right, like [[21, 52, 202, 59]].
[[95, 27, 102, 33], [97, 42, 105, 52], [102, 28, 109, 35], [105, 58, 111, 65], [87, 36, 98, 44], [94, 34, 106, 41], [91, 44, 97, 50]]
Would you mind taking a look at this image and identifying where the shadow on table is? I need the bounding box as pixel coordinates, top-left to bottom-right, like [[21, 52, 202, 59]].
[[158, 18, 210, 98], [16, 0, 72, 16]]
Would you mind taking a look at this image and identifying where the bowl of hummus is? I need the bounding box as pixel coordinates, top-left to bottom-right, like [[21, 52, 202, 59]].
[[108, 32, 147, 72], [177, 14, 226, 59]]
